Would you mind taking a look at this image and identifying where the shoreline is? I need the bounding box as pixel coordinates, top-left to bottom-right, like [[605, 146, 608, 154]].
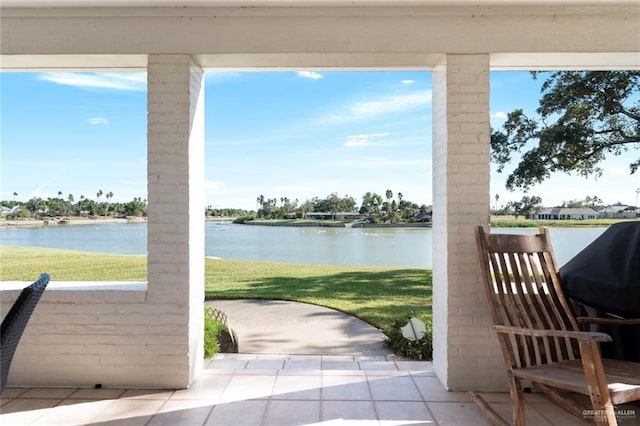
[[240, 219, 432, 228], [0, 217, 146, 228]]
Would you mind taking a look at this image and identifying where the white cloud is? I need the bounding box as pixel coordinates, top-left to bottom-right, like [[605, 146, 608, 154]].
[[401, 80, 415, 84], [88, 117, 109, 125], [205, 180, 226, 189], [344, 132, 389, 148], [323, 90, 431, 124], [297, 71, 323, 80], [329, 157, 429, 169], [119, 180, 146, 186], [39, 72, 147, 91], [275, 184, 314, 193], [205, 71, 241, 83], [491, 111, 508, 119]]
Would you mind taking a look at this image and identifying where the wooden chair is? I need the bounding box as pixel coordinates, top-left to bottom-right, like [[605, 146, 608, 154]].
[[472, 227, 640, 426], [1, 273, 50, 393]]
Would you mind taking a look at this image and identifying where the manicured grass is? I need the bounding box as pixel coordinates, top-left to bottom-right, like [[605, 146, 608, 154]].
[[490, 217, 633, 228], [204, 259, 431, 333], [0, 246, 432, 336], [0, 246, 147, 281]]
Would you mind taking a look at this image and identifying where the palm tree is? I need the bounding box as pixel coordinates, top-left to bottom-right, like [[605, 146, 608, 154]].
[[384, 190, 394, 223], [105, 191, 114, 216], [67, 194, 75, 215], [256, 195, 265, 218]]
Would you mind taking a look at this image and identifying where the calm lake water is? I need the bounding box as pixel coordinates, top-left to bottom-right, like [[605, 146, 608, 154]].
[[0, 222, 606, 268]]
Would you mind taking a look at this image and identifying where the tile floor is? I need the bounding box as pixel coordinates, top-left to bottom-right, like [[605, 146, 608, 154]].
[[0, 354, 629, 425]]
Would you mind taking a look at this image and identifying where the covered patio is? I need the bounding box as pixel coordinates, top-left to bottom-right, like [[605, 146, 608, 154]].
[[1, 0, 639, 413], [1, 354, 587, 425]]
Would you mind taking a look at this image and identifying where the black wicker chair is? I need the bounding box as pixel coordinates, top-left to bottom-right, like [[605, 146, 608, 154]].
[[1, 273, 50, 393]]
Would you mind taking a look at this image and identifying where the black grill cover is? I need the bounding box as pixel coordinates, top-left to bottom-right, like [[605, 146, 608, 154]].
[[559, 222, 640, 362], [559, 221, 640, 318]]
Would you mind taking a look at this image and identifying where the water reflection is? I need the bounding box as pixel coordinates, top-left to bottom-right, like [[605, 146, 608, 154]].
[[0, 222, 607, 268]]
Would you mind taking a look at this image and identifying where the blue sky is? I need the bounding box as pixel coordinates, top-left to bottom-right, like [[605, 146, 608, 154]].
[[1, 70, 639, 211]]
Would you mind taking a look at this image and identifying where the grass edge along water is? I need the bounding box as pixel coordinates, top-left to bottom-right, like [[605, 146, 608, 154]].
[[0, 246, 433, 359]]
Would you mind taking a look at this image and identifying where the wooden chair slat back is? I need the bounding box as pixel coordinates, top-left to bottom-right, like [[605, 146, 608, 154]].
[[476, 227, 581, 367]]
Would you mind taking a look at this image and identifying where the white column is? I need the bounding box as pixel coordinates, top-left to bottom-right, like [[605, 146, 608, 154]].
[[432, 54, 505, 391], [147, 55, 205, 387]]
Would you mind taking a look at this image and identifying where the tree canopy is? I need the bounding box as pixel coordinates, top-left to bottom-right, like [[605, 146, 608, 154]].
[[491, 71, 640, 190]]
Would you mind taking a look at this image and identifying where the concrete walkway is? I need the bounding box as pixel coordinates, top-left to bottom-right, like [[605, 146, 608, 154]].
[[207, 300, 392, 356]]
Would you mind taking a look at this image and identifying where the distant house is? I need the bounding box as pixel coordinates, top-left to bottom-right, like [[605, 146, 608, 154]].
[[535, 207, 597, 220], [415, 210, 432, 222], [598, 203, 637, 219], [304, 212, 365, 220]]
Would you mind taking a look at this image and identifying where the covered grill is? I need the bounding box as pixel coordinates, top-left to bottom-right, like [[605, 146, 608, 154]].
[[559, 221, 640, 361]]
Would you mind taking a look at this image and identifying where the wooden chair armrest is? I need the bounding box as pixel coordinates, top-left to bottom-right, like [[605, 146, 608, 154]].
[[493, 325, 613, 343], [576, 316, 640, 326]]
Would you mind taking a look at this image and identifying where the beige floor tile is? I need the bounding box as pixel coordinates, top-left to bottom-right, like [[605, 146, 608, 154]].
[[289, 355, 323, 361], [0, 388, 29, 399], [19, 388, 77, 399], [356, 356, 388, 362], [427, 401, 492, 425], [322, 401, 378, 424], [322, 400, 378, 423], [375, 401, 433, 423], [256, 354, 289, 360], [486, 401, 557, 426], [359, 361, 398, 371], [322, 375, 372, 401], [413, 376, 469, 402], [0, 398, 61, 425], [205, 400, 268, 426], [395, 361, 433, 372], [27, 399, 115, 426], [147, 399, 214, 426], [529, 402, 601, 426], [219, 374, 276, 402], [69, 388, 126, 400], [206, 359, 248, 370], [283, 359, 322, 370], [0, 397, 61, 413], [120, 389, 174, 400], [170, 374, 231, 401], [323, 355, 355, 362], [263, 400, 320, 426], [369, 376, 423, 401], [245, 359, 286, 370], [222, 353, 258, 360], [271, 375, 322, 400], [91, 398, 166, 424], [322, 360, 360, 370]]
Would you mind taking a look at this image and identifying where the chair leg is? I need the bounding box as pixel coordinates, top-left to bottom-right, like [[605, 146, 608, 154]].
[[468, 391, 510, 426], [508, 374, 527, 426], [579, 340, 618, 426], [588, 400, 617, 426]]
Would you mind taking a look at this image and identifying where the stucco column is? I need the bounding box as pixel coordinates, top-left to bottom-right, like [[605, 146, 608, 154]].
[[431, 54, 504, 391], [147, 55, 205, 387]]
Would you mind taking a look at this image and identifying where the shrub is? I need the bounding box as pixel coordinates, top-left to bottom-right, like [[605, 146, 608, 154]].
[[385, 317, 433, 360], [232, 216, 254, 224], [204, 307, 224, 358]]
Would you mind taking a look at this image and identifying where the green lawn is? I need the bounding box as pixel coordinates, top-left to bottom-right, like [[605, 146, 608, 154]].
[[490, 216, 632, 228], [0, 246, 432, 335]]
